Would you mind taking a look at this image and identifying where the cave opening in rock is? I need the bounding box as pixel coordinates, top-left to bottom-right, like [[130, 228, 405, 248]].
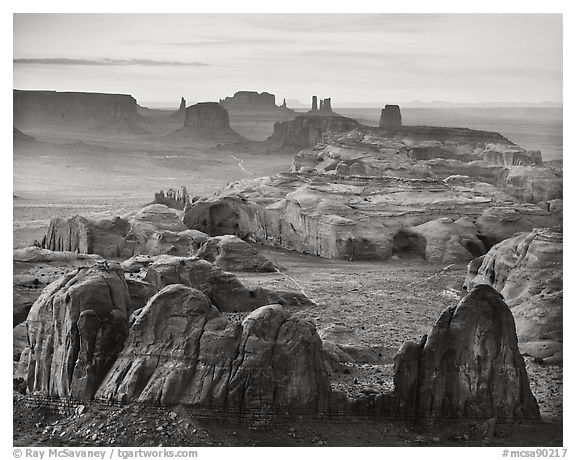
[[392, 230, 427, 259]]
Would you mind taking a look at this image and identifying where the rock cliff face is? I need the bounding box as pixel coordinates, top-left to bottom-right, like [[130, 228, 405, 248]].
[[169, 102, 245, 142], [393, 284, 540, 421], [268, 115, 360, 150], [379, 105, 402, 129], [182, 173, 559, 261], [220, 91, 294, 114], [13, 90, 138, 130], [17, 264, 130, 400], [96, 298, 330, 413], [464, 227, 562, 363]]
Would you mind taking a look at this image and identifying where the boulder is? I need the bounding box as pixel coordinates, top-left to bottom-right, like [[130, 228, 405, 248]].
[[393, 284, 540, 421], [464, 227, 562, 363], [475, 205, 560, 246], [196, 235, 276, 272], [408, 217, 487, 262], [143, 256, 312, 312], [17, 264, 130, 400], [318, 325, 378, 364], [97, 296, 331, 414], [503, 166, 562, 203]]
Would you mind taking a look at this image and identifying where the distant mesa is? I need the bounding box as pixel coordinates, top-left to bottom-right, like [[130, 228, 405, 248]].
[[380, 104, 402, 129], [13, 89, 148, 134], [169, 102, 246, 143], [219, 90, 295, 115]]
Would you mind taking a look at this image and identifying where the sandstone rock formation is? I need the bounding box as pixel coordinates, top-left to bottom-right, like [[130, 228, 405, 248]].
[[17, 264, 130, 400], [152, 187, 190, 210], [196, 235, 276, 272], [169, 97, 187, 121], [503, 166, 562, 203], [169, 102, 245, 142], [96, 296, 330, 414], [219, 91, 294, 114], [142, 256, 311, 312], [268, 115, 360, 151], [183, 172, 559, 261], [13, 90, 139, 131], [379, 105, 402, 129], [407, 217, 486, 262], [42, 204, 204, 259], [464, 227, 562, 363], [393, 284, 540, 421]]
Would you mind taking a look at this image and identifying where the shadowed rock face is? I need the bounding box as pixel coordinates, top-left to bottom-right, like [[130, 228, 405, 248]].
[[96, 293, 331, 413], [13, 90, 138, 130], [16, 264, 130, 400], [464, 227, 562, 363], [393, 284, 540, 421]]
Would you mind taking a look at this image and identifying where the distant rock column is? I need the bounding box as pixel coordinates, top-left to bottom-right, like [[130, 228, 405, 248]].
[[319, 100, 324, 111], [323, 98, 332, 112], [380, 104, 402, 129], [311, 96, 318, 112], [179, 97, 186, 111]]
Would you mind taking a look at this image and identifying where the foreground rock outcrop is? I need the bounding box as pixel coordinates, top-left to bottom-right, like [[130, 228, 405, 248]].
[[17, 264, 130, 400], [464, 227, 562, 363], [393, 284, 540, 421], [97, 295, 330, 413]]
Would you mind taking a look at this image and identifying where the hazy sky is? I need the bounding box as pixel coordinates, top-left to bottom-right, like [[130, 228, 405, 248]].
[[13, 14, 562, 106]]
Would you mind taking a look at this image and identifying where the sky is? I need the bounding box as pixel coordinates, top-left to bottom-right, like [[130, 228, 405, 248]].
[[13, 13, 562, 107]]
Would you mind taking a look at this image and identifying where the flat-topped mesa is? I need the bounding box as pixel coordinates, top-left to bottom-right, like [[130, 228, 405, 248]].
[[380, 104, 402, 129], [13, 89, 138, 130], [169, 102, 245, 142], [268, 114, 360, 150], [219, 90, 294, 114]]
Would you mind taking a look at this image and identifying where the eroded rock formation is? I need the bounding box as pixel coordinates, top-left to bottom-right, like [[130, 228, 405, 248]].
[[17, 264, 130, 400], [219, 91, 294, 114], [42, 205, 203, 259], [379, 105, 402, 129], [152, 187, 190, 210], [268, 115, 360, 150], [464, 227, 562, 363], [196, 235, 276, 272], [96, 298, 330, 413], [393, 284, 540, 421], [142, 256, 311, 312], [169, 102, 245, 142], [182, 173, 560, 261]]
